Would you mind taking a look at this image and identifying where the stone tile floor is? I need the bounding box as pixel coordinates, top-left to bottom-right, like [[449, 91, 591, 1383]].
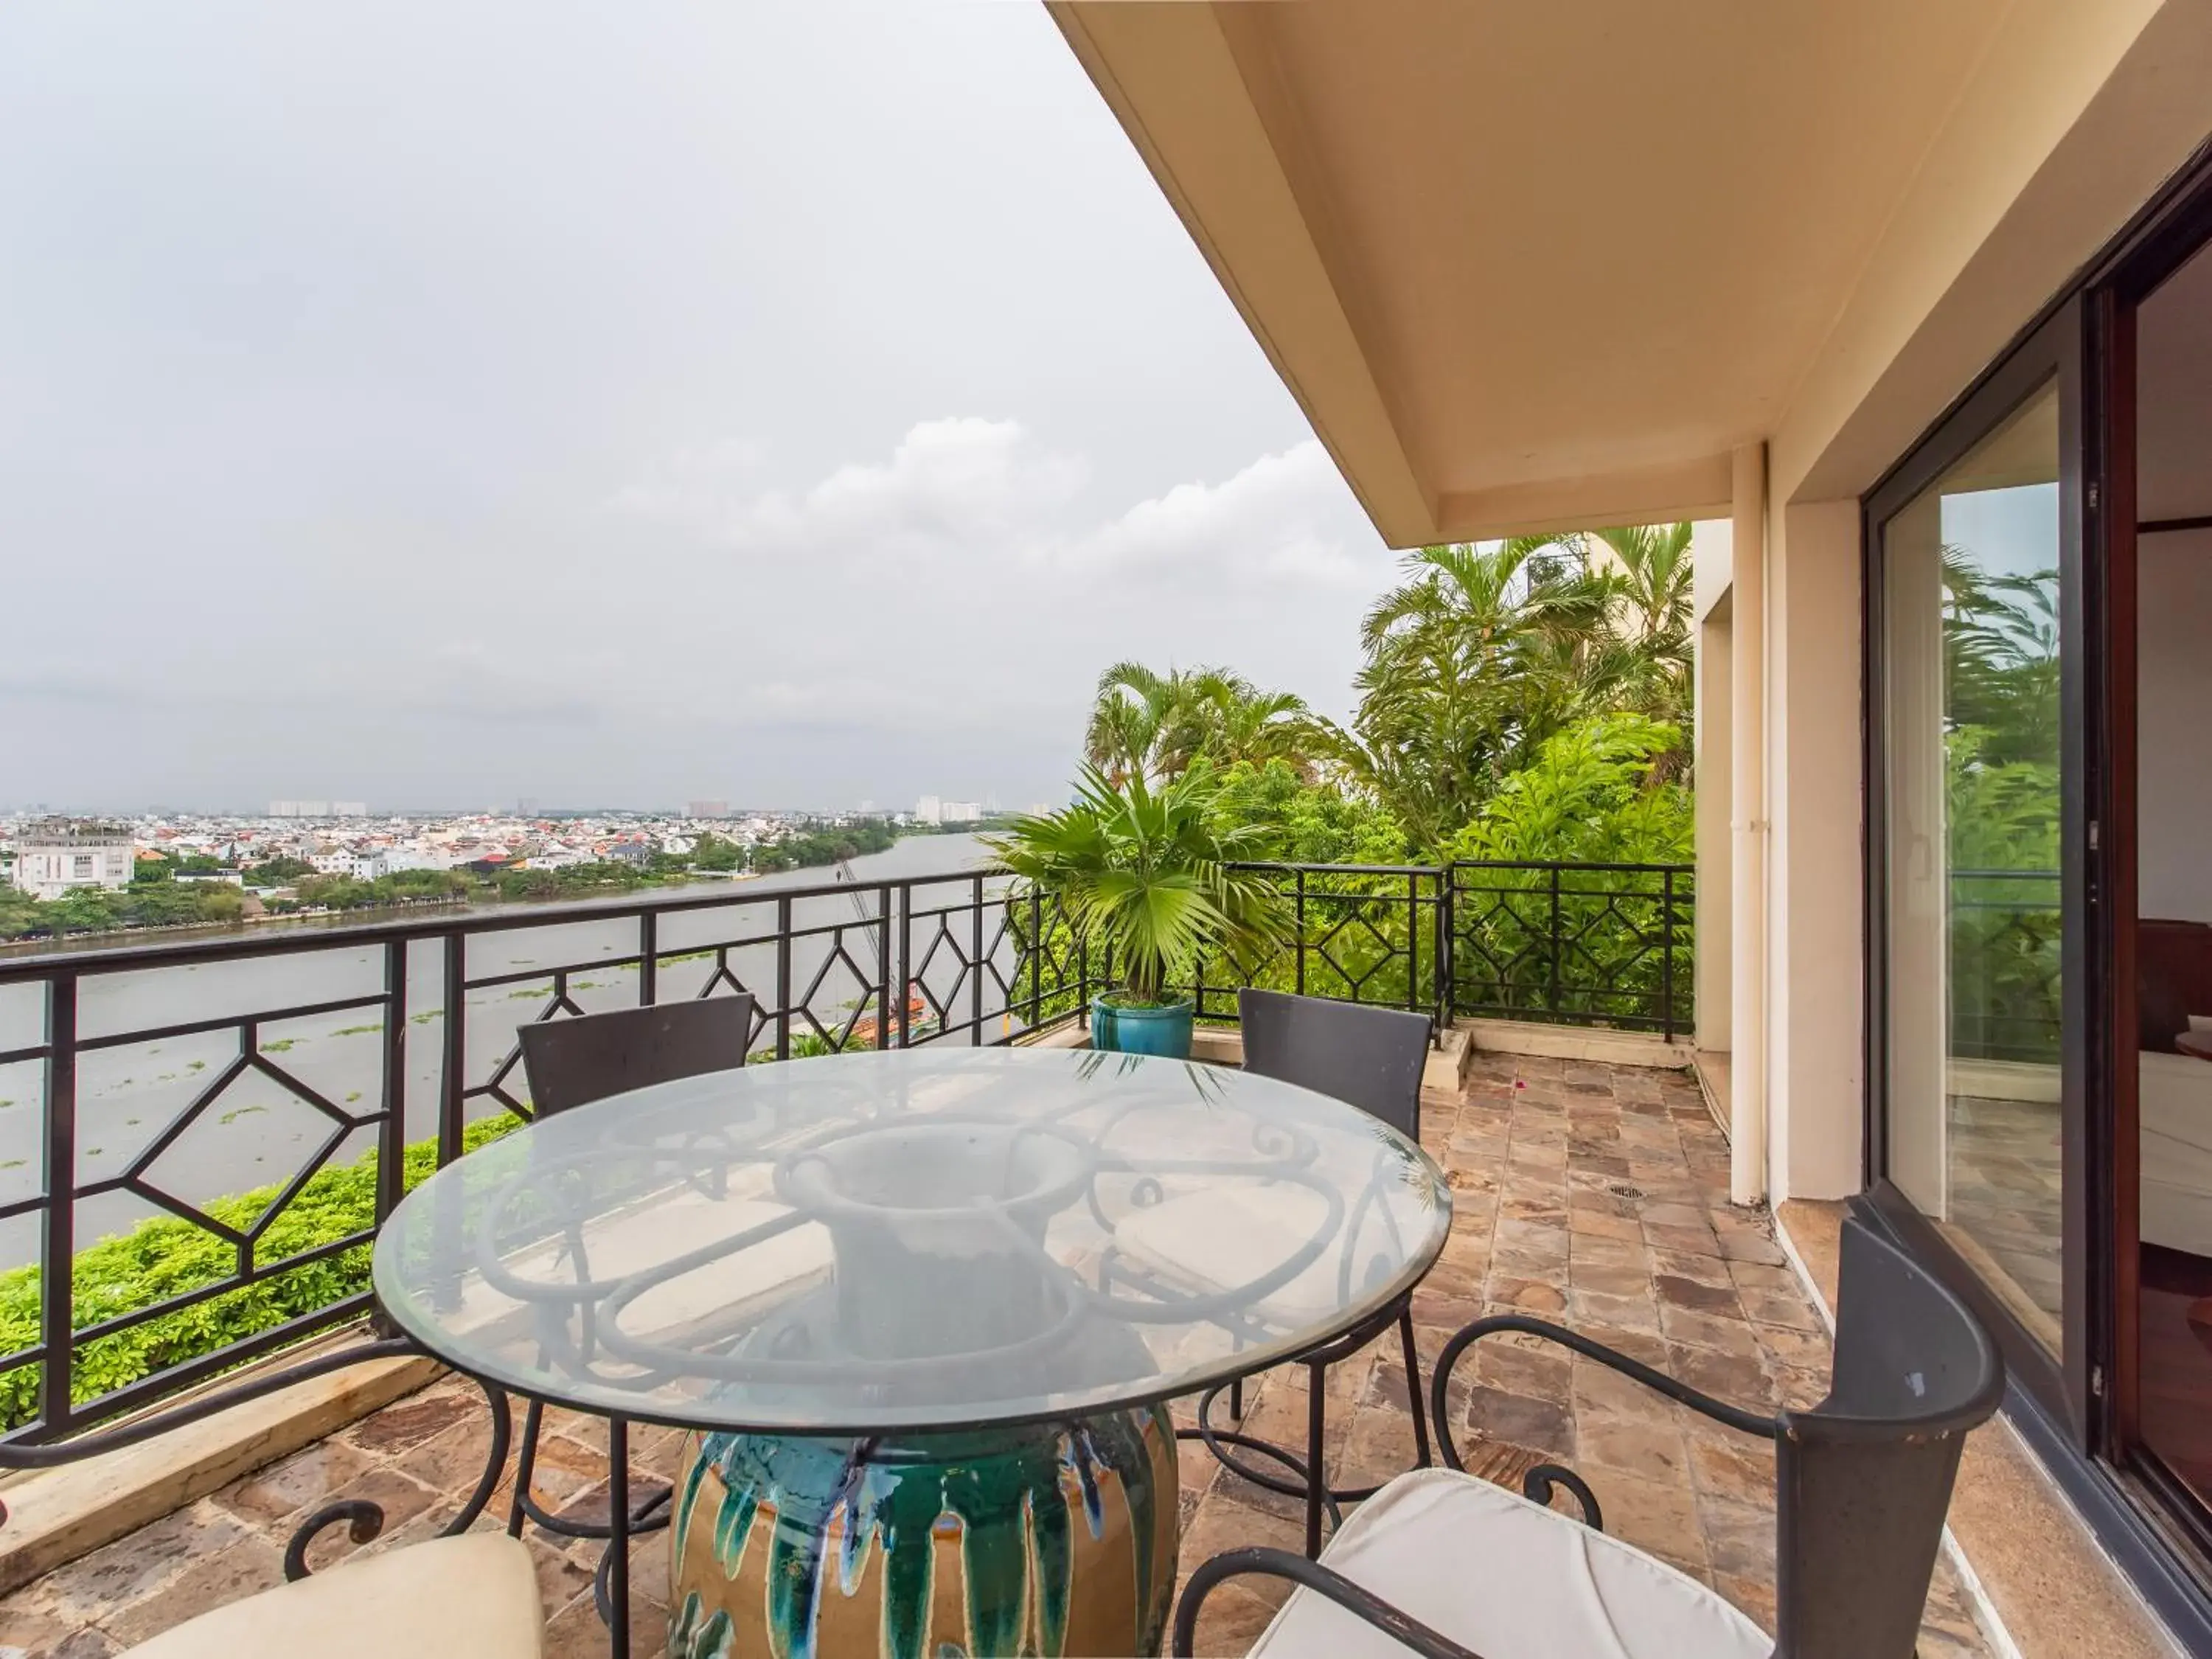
[[0, 1053, 1992, 1658]]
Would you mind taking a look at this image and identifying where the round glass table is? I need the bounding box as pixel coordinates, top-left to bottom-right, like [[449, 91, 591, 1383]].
[[373, 1046, 1451, 1659]]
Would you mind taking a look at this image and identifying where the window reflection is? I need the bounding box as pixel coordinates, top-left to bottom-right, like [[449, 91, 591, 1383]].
[[1882, 380, 2063, 1350]]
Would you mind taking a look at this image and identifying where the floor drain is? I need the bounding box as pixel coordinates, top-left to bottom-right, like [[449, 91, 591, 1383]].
[[1607, 1183, 1645, 1200]]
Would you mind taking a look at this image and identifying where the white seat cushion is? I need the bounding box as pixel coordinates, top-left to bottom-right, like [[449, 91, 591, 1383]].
[[1249, 1467, 1770, 1659], [123, 1532, 543, 1659], [1117, 1182, 1397, 1328]]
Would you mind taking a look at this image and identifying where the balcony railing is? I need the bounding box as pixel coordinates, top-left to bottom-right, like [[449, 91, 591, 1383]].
[[1949, 868, 2062, 1064], [0, 856, 1690, 1442]]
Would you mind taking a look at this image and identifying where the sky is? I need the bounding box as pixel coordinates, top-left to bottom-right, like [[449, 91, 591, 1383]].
[[0, 1, 1402, 815]]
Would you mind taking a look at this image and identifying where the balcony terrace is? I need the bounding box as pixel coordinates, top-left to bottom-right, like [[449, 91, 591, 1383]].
[[0, 862, 2052, 1658], [0, 1049, 2001, 1655]]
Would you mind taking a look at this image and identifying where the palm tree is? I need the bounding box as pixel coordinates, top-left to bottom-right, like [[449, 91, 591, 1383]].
[[1335, 536, 1617, 846], [985, 763, 1290, 1004], [1587, 522, 1694, 728], [1083, 662, 1322, 785]]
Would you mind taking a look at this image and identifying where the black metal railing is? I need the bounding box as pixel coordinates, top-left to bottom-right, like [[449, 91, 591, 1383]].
[[0, 855, 1694, 1442], [1948, 869, 2062, 1063], [1449, 860, 1694, 1040], [1184, 865, 1451, 1034], [0, 870, 1085, 1441]]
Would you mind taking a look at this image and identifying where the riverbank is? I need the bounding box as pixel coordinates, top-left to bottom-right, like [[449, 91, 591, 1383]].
[[0, 832, 996, 961]]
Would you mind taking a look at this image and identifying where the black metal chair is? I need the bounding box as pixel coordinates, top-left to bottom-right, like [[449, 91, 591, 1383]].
[[516, 993, 755, 1117], [1172, 1214, 2006, 1659], [1185, 989, 1437, 1556], [507, 994, 754, 1563], [0, 1340, 538, 1658]]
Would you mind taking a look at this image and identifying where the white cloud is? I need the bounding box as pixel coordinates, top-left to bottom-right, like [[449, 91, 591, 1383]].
[[618, 420, 1380, 594], [588, 419, 1398, 779], [1064, 442, 1374, 588]]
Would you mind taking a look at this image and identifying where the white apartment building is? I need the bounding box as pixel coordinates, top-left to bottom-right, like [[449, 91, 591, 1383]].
[[10, 823, 135, 900]]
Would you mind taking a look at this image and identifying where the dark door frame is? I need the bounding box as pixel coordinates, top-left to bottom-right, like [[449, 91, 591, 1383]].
[[2086, 167, 2212, 1561], [1858, 146, 2212, 1641]]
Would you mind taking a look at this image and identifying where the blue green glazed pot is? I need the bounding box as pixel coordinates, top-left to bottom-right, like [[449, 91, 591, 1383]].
[[1088, 997, 1194, 1060], [667, 1406, 1178, 1659]]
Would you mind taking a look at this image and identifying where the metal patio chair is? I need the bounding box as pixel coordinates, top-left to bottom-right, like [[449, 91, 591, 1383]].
[[508, 993, 756, 1549], [1172, 1214, 2005, 1659], [1124, 987, 1436, 1556], [0, 1341, 540, 1658]]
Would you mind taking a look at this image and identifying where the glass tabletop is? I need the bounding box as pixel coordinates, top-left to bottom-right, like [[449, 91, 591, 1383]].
[[372, 1046, 1451, 1435]]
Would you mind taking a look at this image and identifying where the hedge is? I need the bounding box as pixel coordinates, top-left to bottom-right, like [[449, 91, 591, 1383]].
[[0, 1114, 518, 1430]]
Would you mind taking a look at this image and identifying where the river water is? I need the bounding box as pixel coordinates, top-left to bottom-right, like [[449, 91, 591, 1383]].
[[0, 833, 1012, 1269]]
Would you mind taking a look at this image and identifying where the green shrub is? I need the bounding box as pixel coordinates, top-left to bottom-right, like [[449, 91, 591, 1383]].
[[0, 1115, 518, 1430]]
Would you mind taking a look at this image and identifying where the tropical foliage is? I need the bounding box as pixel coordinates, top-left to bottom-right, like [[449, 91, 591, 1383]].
[[0, 1114, 518, 1430], [1941, 553, 2062, 1061], [1083, 662, 1324, 787], [1445, 714, 1694, 1029], [1324, 529, 1696, 849], [987, 765, 1290, 1006], [1079, 525, 1698, 860]]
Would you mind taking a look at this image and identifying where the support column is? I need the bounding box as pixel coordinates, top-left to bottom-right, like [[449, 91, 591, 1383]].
[[1695, 605, 1733, 1057], [1728, 445, 1767, 1206], [1765, 496, 1866, 1201]]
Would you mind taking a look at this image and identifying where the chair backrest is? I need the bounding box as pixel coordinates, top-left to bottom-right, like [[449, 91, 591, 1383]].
[[1237, 989, 1430, 1137], [517, 994, 755, 1118], [1772, 1217, 2005, 1659]]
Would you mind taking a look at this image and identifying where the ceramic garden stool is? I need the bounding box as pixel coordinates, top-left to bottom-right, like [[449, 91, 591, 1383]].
[[667, 1409, 1178, 1659]]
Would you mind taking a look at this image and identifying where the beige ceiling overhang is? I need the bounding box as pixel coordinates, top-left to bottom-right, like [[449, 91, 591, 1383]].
[[1048, 0, 2066, 546]]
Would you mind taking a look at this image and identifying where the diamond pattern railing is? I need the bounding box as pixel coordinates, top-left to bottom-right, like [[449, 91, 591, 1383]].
[[0, 855, 1694, 1442], [0, 869, 1086, 1441], [1447, 860, 1694, 1037], [1184, 864, 1448, 1032]]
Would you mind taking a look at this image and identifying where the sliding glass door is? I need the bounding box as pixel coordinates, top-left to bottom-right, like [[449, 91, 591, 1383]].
[[1874, 378, 2068, 1355]]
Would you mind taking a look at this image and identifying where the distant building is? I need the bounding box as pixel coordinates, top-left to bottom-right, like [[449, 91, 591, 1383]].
[[915, 796, 942, 827], [332, 802, 367, 818], [268, 801, 333, 819], [939, 801, 983, 824], [309, 849, 387, 880], [12, 821, 135, 900], [687, 801, 730, 819]]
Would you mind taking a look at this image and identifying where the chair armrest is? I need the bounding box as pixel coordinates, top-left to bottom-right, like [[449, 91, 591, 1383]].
[[1172, 1546, 1489, 1659], [1430, 1314, 1778, 1471]]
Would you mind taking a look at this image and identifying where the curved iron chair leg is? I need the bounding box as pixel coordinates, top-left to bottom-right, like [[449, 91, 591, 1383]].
[[1174, 1418, 1344, 1534], [1399, 1308, 1431, 1469], [285, 1367, 512, 1581], [506, 1404, 674, 1543], [507, 1397, 543, 1537], [1522, 1463, 1602, 1530], [1188, 1293, 1435, 1556]]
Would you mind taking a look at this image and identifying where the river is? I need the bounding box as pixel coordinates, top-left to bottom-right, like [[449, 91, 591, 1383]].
[[0, 832, 1011, 1269]]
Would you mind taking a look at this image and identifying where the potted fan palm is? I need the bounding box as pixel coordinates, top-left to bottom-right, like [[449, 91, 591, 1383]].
[[987, 763, 1289, 1058]]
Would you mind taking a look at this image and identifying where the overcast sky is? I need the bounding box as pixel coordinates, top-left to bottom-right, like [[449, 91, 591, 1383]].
[[0, 1, 1400, 814]]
